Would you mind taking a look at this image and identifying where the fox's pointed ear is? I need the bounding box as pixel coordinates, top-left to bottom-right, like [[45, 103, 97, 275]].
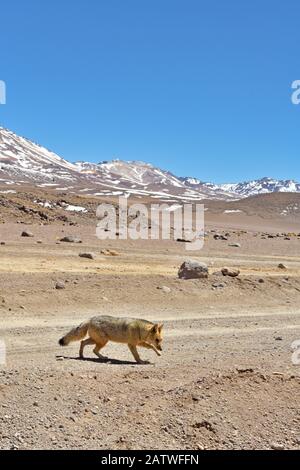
[[158, 323, 164, 332], [152, 324, 159, 333]]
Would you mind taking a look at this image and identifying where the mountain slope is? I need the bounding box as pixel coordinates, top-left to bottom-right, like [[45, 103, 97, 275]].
[[0, 127, 79, 183]]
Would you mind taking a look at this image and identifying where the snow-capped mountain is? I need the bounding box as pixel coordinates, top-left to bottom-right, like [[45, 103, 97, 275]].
[[0, 126, 299, 201], [219, 177, 300, 198], [75, 160, 184, 188], [0, 127, 79, 183]]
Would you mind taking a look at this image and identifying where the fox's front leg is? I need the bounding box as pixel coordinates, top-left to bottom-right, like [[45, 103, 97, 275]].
[[139, 341, 161, 357], [79, 338, 95, 358], [128, 344, 150, 365]]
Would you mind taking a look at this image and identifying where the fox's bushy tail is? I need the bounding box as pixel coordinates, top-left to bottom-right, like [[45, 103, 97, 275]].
[[59, 321, 89, 346]]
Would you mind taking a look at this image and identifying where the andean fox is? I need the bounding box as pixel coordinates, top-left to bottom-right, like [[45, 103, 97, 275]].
[[59, 315, 164, 364]]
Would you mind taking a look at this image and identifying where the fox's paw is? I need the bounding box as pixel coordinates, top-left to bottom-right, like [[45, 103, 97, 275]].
[[138, 360, 151, 365]]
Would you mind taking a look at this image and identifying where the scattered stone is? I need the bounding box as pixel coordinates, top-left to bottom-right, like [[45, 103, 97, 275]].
[[101, 249, 120, 256], [236, 367, 254, 374], [228, 243, 241, 248], [178, 260, 208, 280], [0, 242, 5, 245], [193, 420, 215, 433], [271, 443, 285, 451], [55, 281, 65, 290], [157, 286, 171, 293], [192, 395, 200, 402], [212, 283, 225, 289], [197, 444, 205, 451], [60, 236, 82, 243], [79, 252, 96, 260], [275, 336, 283, 341], [221, 268, 240, 277], [277, 263, 287, 270], [214, 234, 228, 240], [21, 230, 34, 238]]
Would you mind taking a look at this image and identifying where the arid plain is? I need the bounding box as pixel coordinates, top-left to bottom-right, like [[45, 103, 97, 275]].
[[0, 189, 300, 450]]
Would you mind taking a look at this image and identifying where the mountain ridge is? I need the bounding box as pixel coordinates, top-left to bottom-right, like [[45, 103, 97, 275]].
[[0, 126, 299, 201]]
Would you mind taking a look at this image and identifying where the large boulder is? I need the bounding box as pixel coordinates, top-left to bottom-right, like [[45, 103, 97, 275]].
[[178, 260, 208, 280]]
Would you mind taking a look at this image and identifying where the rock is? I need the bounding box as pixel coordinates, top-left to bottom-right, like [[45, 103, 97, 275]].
[[193, 420, 215, 433], [107, 249, 119, 256], [258, 278, 265, 283], [157, 286, 171, 293], [228, 243, 241, 248], [275, 336, 283, 341], [178, 260, 208, 279], [21, 230, 34, 238], [192, 395, 200, 402], [271, 443, 284, 450], [60, 236, 82, 243], [214, 234, 228, 240], [277, 263, 287, 270], [0, 242, 5, 245], [101, 249, 120, 256], [55, 281, 65, 290], [197, 444, 205, 451], [221, 268, 240, 277], [212, 283, 225, 288], [79, 252, 95, 260]]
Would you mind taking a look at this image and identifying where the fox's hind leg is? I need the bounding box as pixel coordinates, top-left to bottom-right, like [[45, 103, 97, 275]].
[[93, 341, 108, 361], [79, 338, 95, 358], [128, 344, 150, 365]]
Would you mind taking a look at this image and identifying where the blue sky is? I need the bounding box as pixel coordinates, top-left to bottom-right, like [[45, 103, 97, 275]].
[[0, 0, 299, 183]]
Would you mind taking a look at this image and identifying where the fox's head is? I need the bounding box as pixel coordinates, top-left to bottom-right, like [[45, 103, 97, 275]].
[[149, 323, 164, 351]]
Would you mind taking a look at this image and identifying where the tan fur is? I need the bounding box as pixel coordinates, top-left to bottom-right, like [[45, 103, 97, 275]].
[[59, 315, 164, 364]]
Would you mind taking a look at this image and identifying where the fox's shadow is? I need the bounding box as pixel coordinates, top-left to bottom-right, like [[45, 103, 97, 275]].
[[60, 355, 149, 366]]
